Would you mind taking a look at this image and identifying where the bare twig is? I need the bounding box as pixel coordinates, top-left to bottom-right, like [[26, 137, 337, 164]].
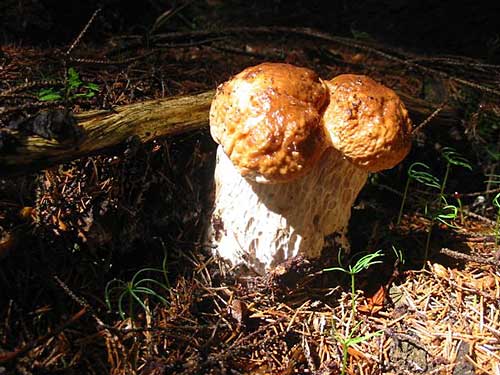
[[439, 247, 498, 267], [53, 275, 107, 327], [461, 187, 500, 197], [0, 308, 87, 363], [0, 80, 63, 97], [464, 210, 497, 226], [412, 101, 447, 134], [66, 8, 102, 56], [69, 50, 158, 66], [407, 56, 500, 70]]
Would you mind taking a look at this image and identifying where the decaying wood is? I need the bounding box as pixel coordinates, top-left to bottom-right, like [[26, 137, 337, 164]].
[[0, 91, 213, 173]]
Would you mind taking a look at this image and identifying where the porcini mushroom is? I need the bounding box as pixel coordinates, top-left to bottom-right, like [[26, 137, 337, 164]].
[[206, 63, 412, 275]]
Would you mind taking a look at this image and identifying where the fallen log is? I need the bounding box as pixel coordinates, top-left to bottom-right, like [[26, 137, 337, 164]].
[[0, 88, 458, 175], [0, 90, 214, 174]]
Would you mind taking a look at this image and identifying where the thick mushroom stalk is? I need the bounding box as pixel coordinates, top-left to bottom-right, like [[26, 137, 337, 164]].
[[210, 146, 368, 274], [206, 63, 412, 275]]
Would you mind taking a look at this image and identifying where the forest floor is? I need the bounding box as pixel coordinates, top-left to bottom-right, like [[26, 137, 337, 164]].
[[0, 3, 499, 375]]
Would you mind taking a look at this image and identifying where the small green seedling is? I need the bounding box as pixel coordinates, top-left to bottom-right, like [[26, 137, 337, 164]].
[[37, 88, 63, 101], [487, 175, 500, 247], [332, 319, 382, 375], [38, 67, 99, 102], [324, 250, 384, 317], [422, 199, 459, 266], [440, 147, 472, 197], [392, 245, 405, 265], [453, 192, 465, 225], [439, 148, 471, 225], [105, 254, 170, 320], [493, 192, 500, 247], [325, 250, 385, 374], [397, 162, 441, 224], [433, 201, 460, 228]]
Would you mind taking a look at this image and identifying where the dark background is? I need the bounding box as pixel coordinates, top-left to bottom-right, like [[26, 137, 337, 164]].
[[1, 0, 500, 62]]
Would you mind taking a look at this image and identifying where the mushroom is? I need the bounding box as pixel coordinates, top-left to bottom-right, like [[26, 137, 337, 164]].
[[206, 63, 412, 275]]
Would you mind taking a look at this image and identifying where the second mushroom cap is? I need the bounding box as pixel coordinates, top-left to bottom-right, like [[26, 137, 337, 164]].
[[323, 74, 412, 172]]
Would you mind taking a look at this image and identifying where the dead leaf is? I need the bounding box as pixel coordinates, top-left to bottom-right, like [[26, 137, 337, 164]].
[[358, 285, 386, 315], [58, 218, 68, 231], [19, 206, 34, 219]]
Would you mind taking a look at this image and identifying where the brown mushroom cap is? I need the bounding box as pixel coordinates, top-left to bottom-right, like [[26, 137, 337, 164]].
[[323, 74, 412, 172], [209, 63, 329, 183]]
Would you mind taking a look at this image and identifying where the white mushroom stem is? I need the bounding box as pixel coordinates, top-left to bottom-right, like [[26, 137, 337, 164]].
[[207, 146, 368, 275]]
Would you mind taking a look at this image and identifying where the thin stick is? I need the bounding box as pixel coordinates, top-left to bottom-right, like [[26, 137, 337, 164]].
[[412, 102, 447, 134], [53, 275, 107, 327], [439, 247, 498, 267], [461, 187, 500, 197], [0, 308, 87, 363], [66, 8, 102, 56]]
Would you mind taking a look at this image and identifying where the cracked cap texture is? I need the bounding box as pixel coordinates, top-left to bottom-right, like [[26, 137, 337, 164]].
[[323, 74, 412, 172], [209, 63, 329, 183]]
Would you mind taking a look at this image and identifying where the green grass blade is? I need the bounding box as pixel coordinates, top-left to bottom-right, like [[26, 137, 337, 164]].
[[117, 291, 128, 320], [347, 330, 383, 346]]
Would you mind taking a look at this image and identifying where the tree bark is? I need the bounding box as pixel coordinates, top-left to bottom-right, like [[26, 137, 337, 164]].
[[0, 91, 214, 174]]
